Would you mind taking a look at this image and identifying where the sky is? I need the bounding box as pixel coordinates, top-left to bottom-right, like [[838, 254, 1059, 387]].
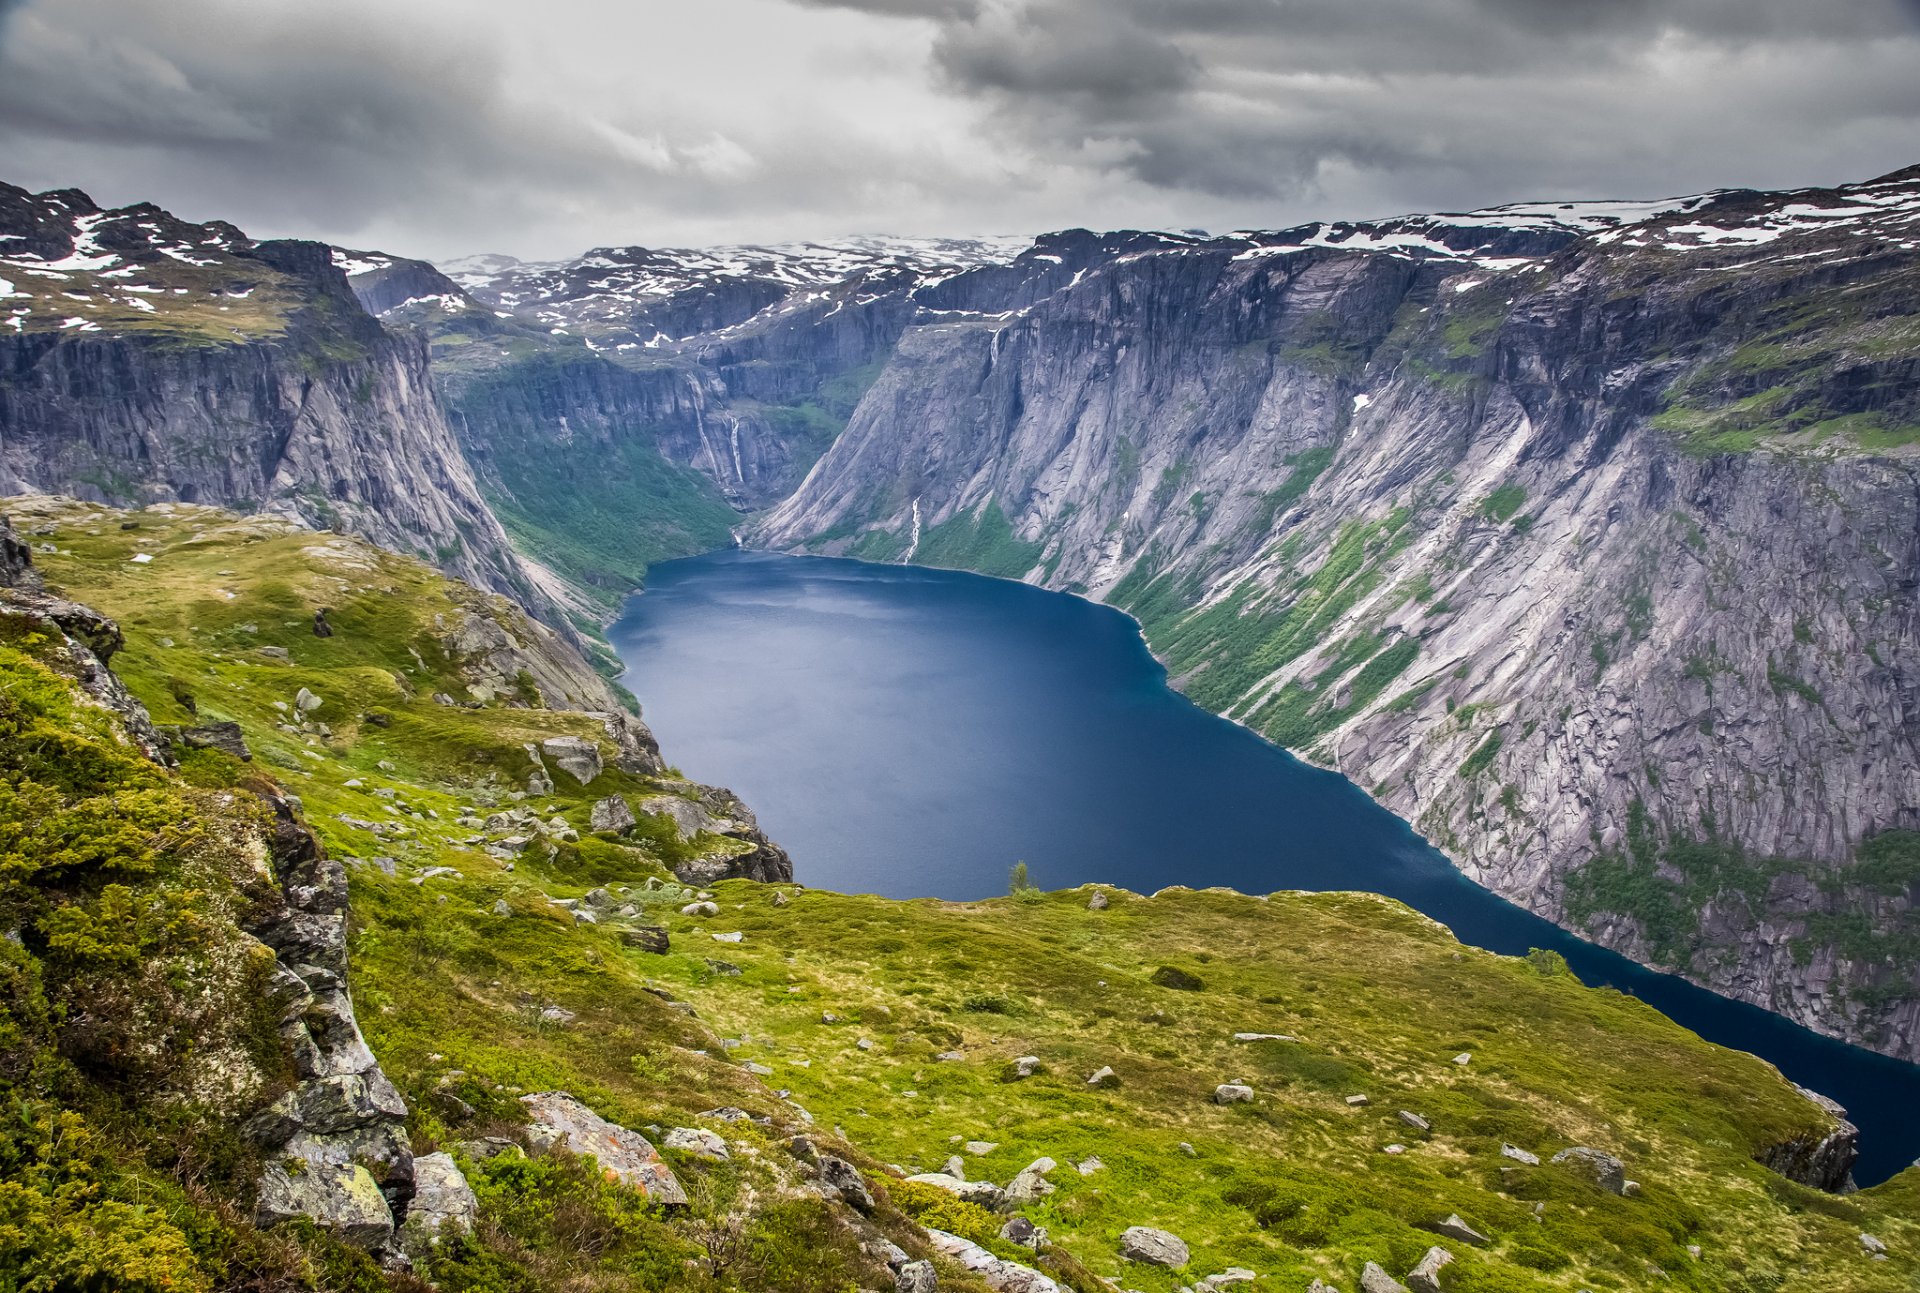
[[2, 0, 1918, 262]]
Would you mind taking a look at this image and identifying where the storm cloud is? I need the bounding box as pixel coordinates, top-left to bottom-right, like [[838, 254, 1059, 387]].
[[1, 0, 1916, 259]]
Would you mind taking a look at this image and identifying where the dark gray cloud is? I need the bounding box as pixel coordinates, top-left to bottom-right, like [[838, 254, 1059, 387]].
[[0, 0, 1916, 259]]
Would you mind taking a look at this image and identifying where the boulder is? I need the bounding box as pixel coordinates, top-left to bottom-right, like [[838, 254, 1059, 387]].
[[1345, 1094, 1370, 1107], [1860, 1232, 1887, 1256], [1009, 1055, 1042, 1079], [398, 1152, 478, 1256], [1360, 1261, 1409, 1293], [1499, 1143, 1539, 1166], [1087, 890, 1109, 910], [818, 1154, 875, 1213], [1551, 1146, 1626, 1195], [1001, 1215, 1042, 1247], [1005, 1156, 1057, 1203], [682, 900, 719, 917], [1087, 1065, 1118, 1087], [1427, 1214, 1487, 1245], [1408, 1246, 1454, 1293], [896, 1260, 938, 1293], [540, 735, 603, 784], [295, 687, 323, 713], [520, 1091, 687, 1204], [255, 1160, 393, 1250], [905, 1172, 1005, 1209], [1119, 1226, 1189, 1267], [1214, 1083, 1255, 1104], [622, 926, 671, 953], [173, 720, 252, 760], [663, 1127, 729, 1160], [1233, 1032, 1296, 1043], [1197, 1271, 1256, 1292], [1397, 1110, 1431, 1132], [590, 795, 637, 834]]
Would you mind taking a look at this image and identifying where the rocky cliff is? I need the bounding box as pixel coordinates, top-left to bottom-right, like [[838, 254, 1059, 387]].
[[0, 184, 557, 624], [754, 167, 1920, 1060]]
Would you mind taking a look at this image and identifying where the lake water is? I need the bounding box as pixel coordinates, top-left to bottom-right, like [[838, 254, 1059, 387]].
[[609, 549, 1920, 1185]]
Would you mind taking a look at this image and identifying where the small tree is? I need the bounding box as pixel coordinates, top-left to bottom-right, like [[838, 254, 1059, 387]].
[[1008, 860, 1031, 894]]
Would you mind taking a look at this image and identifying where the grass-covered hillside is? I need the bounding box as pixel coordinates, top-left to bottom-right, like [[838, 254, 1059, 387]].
[[6, 496, 1917, 1292]]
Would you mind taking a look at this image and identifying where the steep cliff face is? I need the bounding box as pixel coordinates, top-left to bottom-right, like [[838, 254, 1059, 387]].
[[333, 238, 1031, 603], [0, 184, 556, 623], [755, 167, 1920, 1058]]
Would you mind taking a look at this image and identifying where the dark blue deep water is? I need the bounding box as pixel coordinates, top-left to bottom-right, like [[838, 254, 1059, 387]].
[[609, 549, 1920, 1185]]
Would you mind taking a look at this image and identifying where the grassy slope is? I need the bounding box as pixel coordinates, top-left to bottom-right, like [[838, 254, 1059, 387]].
[[17, 498, 1920, 1292]]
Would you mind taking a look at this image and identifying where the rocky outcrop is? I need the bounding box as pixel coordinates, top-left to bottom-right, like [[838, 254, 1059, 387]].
[[520, 1090, 687, 1205], [637, 779, 794, 884], [1758, 1087, 1860, 1192], [247, 789, 414, 1250], [753, 166, 1920, 1059]]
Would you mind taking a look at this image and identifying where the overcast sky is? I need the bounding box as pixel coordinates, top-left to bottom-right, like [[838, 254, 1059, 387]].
[[3, 0, 1918, 261]]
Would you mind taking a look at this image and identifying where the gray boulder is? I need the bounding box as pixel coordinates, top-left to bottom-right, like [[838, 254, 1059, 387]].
[[926, 1228, 1062, 1292], [398, 1151, 478, 1256], [540, 735, 603, 784], [1428, 1214, 1487, 1245], [905, 1172, 1005, 1209], [1408, 1246, 1453, 1293], [621, 925, 670, 953], [1087, 890, 1109, 910], [1551, 1146, 1627, 1194], [663, 1126, 729, 1160], [896, 1260, 938, 1293], [255, 1160, 393, 1250], [1004, 1156, 1057, 1203], [1119, 1225, 1189, 1267], [1360, 1262, 1409, 1293], [173, 720, 252, 760], [818, 1154, 875, 1213], [1214, 1083, 1255, 1104], [1397, 1110, 1431, 1132], [521, 1091, 686, 1204], [590, 795, 637, 834], [1499, 1143, 1539, 1166]]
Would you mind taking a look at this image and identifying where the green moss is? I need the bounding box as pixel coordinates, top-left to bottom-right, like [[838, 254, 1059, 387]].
[[910, 500, 1044, 580]]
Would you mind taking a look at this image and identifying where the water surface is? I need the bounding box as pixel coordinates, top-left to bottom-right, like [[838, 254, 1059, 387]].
[[609, 549, 1920, 1184]]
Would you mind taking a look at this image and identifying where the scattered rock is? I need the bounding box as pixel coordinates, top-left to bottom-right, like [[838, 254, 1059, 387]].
[[312, 608, 333, 638], [895, 1259, 938, 1293], [1009, 1055, 1042, 1079], [540, 735, 604, 784], [1452, 1052, 1471, 1066], [590, 795, 636, 834], [1214, 1083, 1255, 1104], [712, 931, 743, 943], [1383, 1144, 1406, 1155], [1075, 1156, 1104, 1175], [1360, 1261, 1409, 1293], [491, 899, 511, 917], [1197, 1270, 1257, 1292], [1087, 890, 1109, 910], [1233, 1032, 1296, 1043], [520, 1091, 686, 1204], [965, 1140, 998, 1155], [1397, 1110, 1431, 1132], [295, 687, 323, 713], [1120, 1225, 1190, 1268], [926, 1228, 1062, 1292], [1087, 1065, 1119, 1088], [771, 890, 791, 907], [622, 926, 670, 953], [1000, 1215, 1042, 1248], [398, 1152, 478, 1256], [1408, 1248, 1453, 1293], [1860, 1232, 1887, 1256], [682, 900, 719, 917], [663, 1127, 729, 1160], [905, 1173, 1005, 1209], [171, 720, 252, 760], [1428, 1214, 1487, 1245], [1005, 1156, 1057, 1204], [1500, 1143, 1539, 1166], [1551, 1146, 1626, 1195], [818, 1155, 874, 1213], [1345, 1094, 1370, 1107]]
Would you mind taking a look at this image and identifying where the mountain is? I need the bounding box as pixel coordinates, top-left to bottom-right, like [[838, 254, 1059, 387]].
[[0, 182, 563, 625], [337, 235, 1030, 607], [751, 166, 1920, 1060], [7, 500, 1915, 1290]]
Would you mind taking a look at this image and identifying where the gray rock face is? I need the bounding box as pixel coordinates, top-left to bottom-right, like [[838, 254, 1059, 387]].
[[0, 187, 555, 625], [540, 735, 604, 785], [169, 720, 252, 761], [1119, 1225, 1190, 1267], [1756, 1086, 1860, 1191], [895, 1260, 938, 1293], [639, 780, 795, 883], [750, 168, 1920, 1059], [521, 1090, 687, 1205], [1551, 1146, 1627, 1194]]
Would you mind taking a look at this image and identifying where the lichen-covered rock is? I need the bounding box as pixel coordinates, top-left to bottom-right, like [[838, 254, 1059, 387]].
[[521, 1090, 687, 1204], [590, 794, 637, 834], [925, 1227, 1062, 1292], [1119, 1225, 1189, 1267], [1551, 1146, 1627, 1194], [256, 1160, 393, 1250], [398, 1151, 478, 1256]]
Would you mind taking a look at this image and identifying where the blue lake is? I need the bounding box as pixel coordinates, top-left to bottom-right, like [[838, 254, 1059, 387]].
[[609, 549, 1920, 1185]]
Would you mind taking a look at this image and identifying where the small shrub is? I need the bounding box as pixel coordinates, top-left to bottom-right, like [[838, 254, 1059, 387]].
[[1151, 965, 1206, 992]]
